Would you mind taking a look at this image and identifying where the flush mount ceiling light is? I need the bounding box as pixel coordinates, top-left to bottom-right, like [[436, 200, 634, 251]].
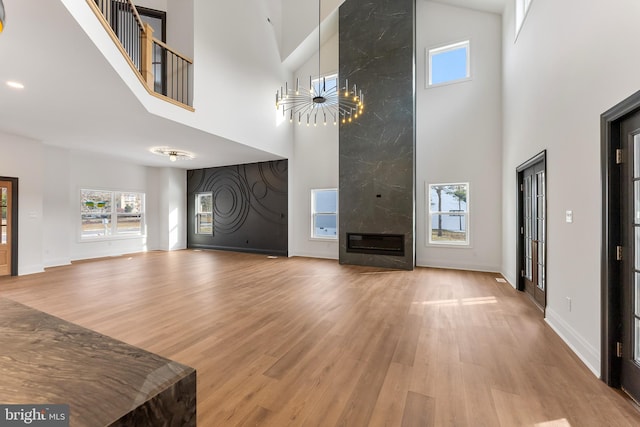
[[150, 147, 194, 162], [275, 0, 364, 126], [6, 81, 24, 89]]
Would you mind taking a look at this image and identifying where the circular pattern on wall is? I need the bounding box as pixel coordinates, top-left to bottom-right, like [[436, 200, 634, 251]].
[[210, 168, 251, 234], [251, 181, 268, 199], [259, 161, 287, 194], [249, 161, 288, 224]]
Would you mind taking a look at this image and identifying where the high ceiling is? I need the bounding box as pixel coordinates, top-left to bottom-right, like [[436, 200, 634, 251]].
[[0, 0, 505, 170], [0, 0, 277, 169]]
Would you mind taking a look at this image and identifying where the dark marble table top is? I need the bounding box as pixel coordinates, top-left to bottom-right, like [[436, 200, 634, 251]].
[[0, 298, 196, 426]]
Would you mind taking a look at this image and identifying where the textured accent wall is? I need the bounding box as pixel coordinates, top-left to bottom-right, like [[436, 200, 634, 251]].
[[338, 0, 415, 270], [187, 160, 288, 256]]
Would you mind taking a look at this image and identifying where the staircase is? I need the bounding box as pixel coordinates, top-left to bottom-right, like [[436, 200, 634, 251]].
[[89, 0, 193, 109]]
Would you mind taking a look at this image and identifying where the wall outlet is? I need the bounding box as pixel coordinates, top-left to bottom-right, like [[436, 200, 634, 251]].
[[566, 297, 572, 312]]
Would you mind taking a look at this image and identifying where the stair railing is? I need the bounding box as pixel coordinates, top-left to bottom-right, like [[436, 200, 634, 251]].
[[89, 0, 193, 109]]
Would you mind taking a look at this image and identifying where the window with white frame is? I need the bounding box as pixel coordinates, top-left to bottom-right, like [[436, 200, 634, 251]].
[[428, 183, 469, 245], [427, 40, 470, 87], [311, 189, 337, 239], [195, 193, 213, 235], [80, 189, 145, 240], [515, 0, 533, 38], [312, 73, 338, 96]]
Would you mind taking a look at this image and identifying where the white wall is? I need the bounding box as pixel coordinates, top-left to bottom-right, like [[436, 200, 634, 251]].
[[0, 141, 186, 274], [280, 0, 344, 62], [134, 0, 193, 57], [2, 137, 173, 273], [146, 167, 162, 251], [166, 0, 194, 58], [0, 132, 45, 275], [416, 2, 503, 272], [43, 146, 72, 268], [69, 151, 151, 261], [60, 0, 292, 161], [289, 33, 340, 259], [501, 0, 640, 376], [191, 0, 293, 158], [154, 167, 187, 251], [135, 0, 167, 11]]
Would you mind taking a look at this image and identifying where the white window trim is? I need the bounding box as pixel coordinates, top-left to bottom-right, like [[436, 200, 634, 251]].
[[310, 188, 338, 241], [426, 40, 471, 89], [312, 73, 338, 91], [195, 192, 213, 235], [514, 0, 533, 41], [79, 188, 146, 242], [427, 182, 470, 247]]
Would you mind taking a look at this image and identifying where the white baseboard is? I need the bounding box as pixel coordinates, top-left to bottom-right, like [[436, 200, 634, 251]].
[[416, 261, 501, 274], [500, 271, 518, 289], [545, 307, 601, 378], [289, 251, 338, 260], [18, 264, 45, 276], [44, 258, 72, 269]]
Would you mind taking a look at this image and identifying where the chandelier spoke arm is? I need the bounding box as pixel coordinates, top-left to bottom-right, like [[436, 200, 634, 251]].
[[274, 0, 364, 126]]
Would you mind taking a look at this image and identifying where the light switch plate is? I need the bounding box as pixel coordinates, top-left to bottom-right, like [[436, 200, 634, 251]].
[[565, 210, 573, 223]]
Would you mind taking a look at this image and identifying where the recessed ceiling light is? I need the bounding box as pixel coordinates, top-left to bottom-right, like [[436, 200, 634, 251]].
[[6, 81, 24, 89]]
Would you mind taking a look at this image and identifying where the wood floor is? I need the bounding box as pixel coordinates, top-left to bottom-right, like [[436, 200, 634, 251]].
[[1, 250, 639, 426]]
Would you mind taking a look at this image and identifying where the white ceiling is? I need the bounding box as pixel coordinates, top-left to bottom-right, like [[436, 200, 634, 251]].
[[0, 0, 277, 170], [430, 0, 506, 14], [0, 0, 505, 170]]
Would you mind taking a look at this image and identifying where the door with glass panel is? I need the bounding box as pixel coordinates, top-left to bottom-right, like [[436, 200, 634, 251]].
[[0, 180, 12, 276], [137, 6, 166, 95], [620, 115, 640, 401], [518, 153, 546, 309]]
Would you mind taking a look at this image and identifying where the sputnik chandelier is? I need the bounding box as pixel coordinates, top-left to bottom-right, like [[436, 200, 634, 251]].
[[0, 0, 6, 33], [275, 0, 364, 126]]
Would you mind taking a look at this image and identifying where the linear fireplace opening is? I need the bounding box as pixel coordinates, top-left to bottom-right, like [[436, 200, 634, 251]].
[[346, 233, 405, 256]]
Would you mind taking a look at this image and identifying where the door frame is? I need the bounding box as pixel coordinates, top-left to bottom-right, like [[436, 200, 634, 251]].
[[136, 6, 167, 97], [0, 176, 18, 276], [516, 150, 547, 311], [601, 90, 640, 386]]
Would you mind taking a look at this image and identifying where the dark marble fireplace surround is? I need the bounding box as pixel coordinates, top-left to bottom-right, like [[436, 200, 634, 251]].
[[338, 0, 415, 270]]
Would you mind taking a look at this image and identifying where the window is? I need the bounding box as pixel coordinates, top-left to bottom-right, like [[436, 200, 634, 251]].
[[515, 0, 533, 38], [115, 192, 144, 235], [195, 193, 213, 235], [80, 189, 145, 240], [312, 73, 338, 96], [311, 189, 337, 239], [428, 183, 469, 245], [1, 187, 7, 245], [427, 40, 470, 87]]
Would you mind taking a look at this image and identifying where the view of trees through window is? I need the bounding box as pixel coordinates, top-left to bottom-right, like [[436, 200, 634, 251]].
[[429, 183, 469, 244], [80, 189, 144, 239]]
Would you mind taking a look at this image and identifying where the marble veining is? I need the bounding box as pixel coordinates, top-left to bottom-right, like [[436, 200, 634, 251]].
[[339, 0, 415, 270], [0, 298, 196, 426]]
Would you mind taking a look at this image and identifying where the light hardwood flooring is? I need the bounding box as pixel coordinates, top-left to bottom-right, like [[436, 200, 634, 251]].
[[1, 250, 639, 426]]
